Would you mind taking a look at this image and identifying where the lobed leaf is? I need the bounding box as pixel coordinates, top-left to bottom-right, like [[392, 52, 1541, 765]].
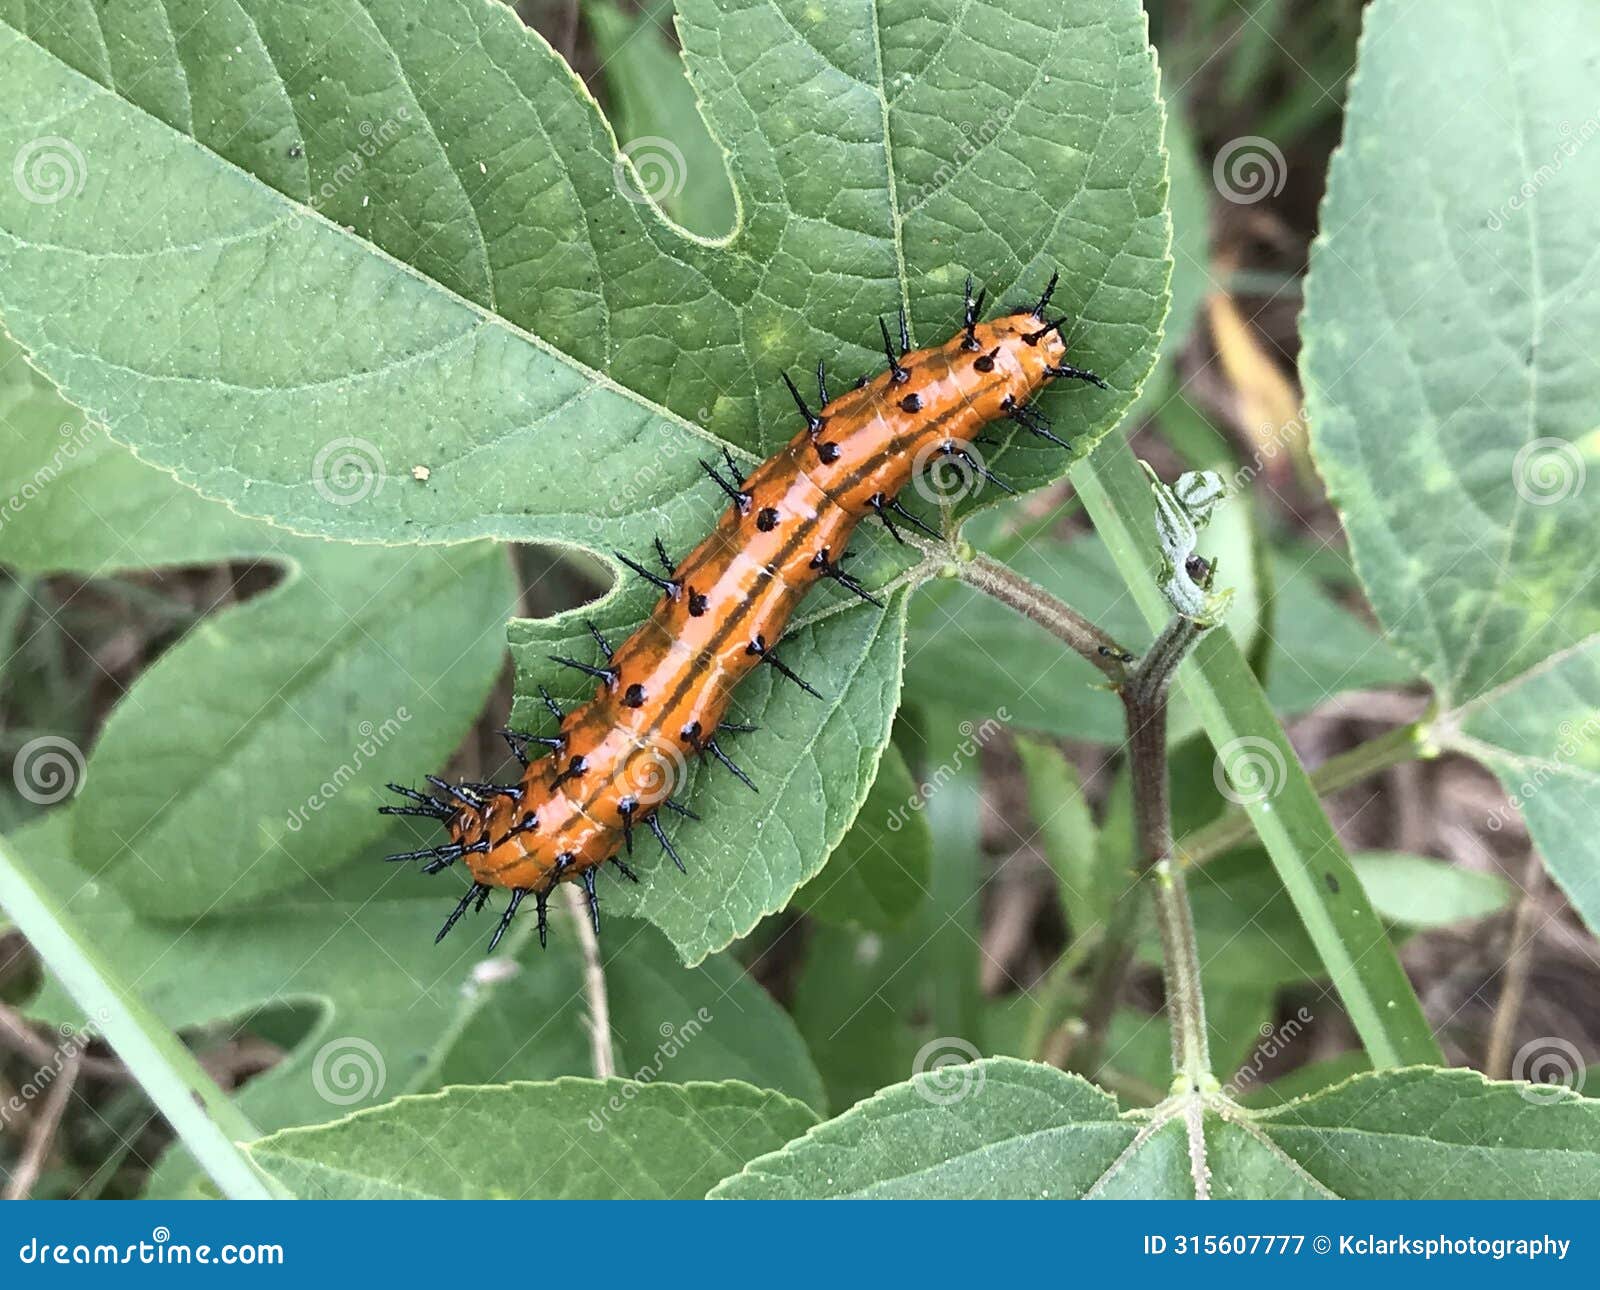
[[247, 1078, 818, 1200], [1301, 0, 1600, 929], [712, 1058, 1600, 1199]]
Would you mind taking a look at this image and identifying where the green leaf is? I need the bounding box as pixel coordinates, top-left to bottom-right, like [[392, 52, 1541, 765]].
[[0, 0, 1167, 548], [1251, 1067, 1600, 1199], [1238, 1052, 1372, 1109], [1304, 0, 1600, 707], [1301, 0, 1600, 927], [75, 537, 512, 917], [1161, 104, 1210, 364], [791, 922, 925, 1115], [711, 1058, 1133, 1198], [1013, 735, 1106, 933], [0, 334, 261, 572], [1350, 851, 1513, 927], [247, 1079, 819, 1200], [436, 914, 826, 1112], [2, 322, 515, 917], [19, 816, 543, 1190], [794, 741, 930, 932], [1260, 554, 1416, 715], [711, 1058, 1600, 1198], [2, 1, 1171, 967], [0, 819, 274, 1199], [586, 0, 735, 238], [1074, 433, 1441, 1067], [510, 586, 911, 964], [21, 810, 822, 1189], [1434, 641, 1600, 929]]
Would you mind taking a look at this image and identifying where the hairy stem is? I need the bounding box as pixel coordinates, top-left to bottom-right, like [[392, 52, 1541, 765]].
[[561, 884, 617, 1079], [1485, 851, 1544, 1079], [1122, 613, 1214, 1086], [958, 552, 1133, 685]]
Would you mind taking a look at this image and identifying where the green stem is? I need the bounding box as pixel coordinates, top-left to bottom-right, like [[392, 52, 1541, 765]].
[[0, 834, 277, 1199], [1075, 434, 1441, 1069], [1152, 859, 1211, 1088]]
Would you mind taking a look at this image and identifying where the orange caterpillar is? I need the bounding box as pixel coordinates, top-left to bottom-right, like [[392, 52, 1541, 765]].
[[382, 275, 1105, 950]]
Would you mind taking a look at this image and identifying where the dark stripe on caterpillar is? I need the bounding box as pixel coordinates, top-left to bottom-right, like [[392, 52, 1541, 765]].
[[383, 273, 1106, 949]]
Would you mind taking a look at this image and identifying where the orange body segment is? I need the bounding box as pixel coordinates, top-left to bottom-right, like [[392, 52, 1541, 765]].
[[391, 294, 1095, 949]]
